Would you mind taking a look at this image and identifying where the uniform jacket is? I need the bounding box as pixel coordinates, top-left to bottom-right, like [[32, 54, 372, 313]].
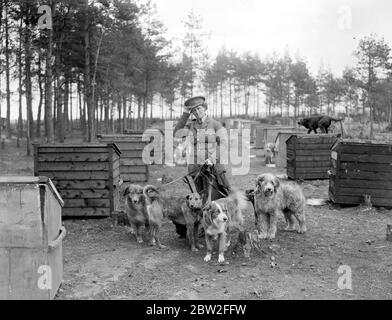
[[174, 111, 228, 175]]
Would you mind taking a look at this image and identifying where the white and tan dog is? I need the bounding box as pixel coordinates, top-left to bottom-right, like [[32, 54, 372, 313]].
[[201, 191, 248, 263], [254, 173, 306, 240]]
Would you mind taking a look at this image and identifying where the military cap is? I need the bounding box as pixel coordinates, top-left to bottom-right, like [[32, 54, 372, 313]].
[[184, 96, 207, 112]]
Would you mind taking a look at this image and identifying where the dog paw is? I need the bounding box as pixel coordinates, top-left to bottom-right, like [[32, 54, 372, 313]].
[[137, 239, 144, 244], [158, 244, 167, 249], [204, 254, 212, 262], [218, 254, 225, 263], [196, 244, 204, 249], [298, 227, 307, 234], [191, 247, 199, 252]]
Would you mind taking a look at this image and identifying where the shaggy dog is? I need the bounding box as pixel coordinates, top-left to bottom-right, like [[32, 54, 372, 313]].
[[201, 191, 248, 263], [298, 115, 343, 134], [254, 173, 306, 240], [181, 193, 204, 251], [123, 184, 165, 248]]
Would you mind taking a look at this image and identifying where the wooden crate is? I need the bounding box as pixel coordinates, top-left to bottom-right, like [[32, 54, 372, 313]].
[[0, 176, 65, 299], [329, 140, 392, 207], [286, 134, 339, 180], [33, 144, 121, 217], [275, 132, 306, 168], [97, 134, 149, 183]]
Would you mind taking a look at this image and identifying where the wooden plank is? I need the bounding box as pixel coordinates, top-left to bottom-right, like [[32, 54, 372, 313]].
[[296, 167, 329, 174], [295, 155, 331, 162], [120, 165, 148, 174], [62, 207, 111, 217], [38, 171, 110, 180], [339, 153, 392, 164], [340, 162, 392, 173], [59, 189, 110, 199], [333, 187, 392, 198], [295, 150, 331, 156], [37, 147, 110, 153], [337, 170, 392, 181], [117, 150, 143, 158], [295, 173, 329, 180], [329, 192, 392, 207], [337, 143, 392, 154], [120, 158, 146, 166], [64, 199, 110, 208], [294, 161, 331, 168], [37, 162, 109, 171], [336, 179, 392, 190], [294, 144, 334, 150], [110, 142, 147, 151], [53, 180, 108, 190], [121, 173, 148, 182], [38, 153, 109, 162]]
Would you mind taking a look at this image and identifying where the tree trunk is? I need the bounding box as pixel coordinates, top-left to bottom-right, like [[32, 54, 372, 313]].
[[36, 52, 43, 138], [17, 19, 23, 149], [64, 79, 69, 132], [45, 0, 54, 143], [24, 15, 33, 153], [84, 0, 94, 142], [5, 1, 11, 138]]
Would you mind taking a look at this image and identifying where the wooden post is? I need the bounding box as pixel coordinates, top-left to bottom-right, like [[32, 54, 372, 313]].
[[387, 224, 392, 242]]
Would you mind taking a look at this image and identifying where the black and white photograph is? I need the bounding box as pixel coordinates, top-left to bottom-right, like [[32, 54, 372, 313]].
[[0, 0, 391, 304]]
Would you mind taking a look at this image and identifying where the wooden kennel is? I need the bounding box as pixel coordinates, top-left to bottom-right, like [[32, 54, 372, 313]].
[[275, 132, 307, 168], [97, 134, 149, 183], [33, 143, 121, 217], [0, 176, 65, 299], [329, 140, 392, 207], [286, 134, 339, 180], [254, 125, 298, 149]]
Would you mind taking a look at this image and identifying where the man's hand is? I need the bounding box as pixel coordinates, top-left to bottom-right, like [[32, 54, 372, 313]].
[[204, 159, 213, 166]]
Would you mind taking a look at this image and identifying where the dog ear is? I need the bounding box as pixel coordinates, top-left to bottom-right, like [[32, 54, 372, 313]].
[[256, 175, 265, 188], [122, 186, 130, 197], [273, 176, 280, 192], [203, 209, 213, 226]]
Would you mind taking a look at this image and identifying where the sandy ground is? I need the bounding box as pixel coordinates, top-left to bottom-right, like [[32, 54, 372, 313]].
[[1, 139, 392, 300]]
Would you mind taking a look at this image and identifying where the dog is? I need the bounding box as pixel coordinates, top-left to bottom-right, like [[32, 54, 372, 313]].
[[254, 173, 306, 240], [298, 115, 344, 134], [265, 142, 276, 164], [123, 184, 165, 248], [201, 191, 248, 263], [181, 193, 204, 251]]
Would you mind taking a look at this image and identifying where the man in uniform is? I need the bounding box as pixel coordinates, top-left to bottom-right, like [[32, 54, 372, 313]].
[[169, 96, 232, 238], [174, 95, 231, 203]]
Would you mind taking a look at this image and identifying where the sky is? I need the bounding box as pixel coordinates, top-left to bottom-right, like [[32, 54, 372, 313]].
[[154, 0, 392, 75]]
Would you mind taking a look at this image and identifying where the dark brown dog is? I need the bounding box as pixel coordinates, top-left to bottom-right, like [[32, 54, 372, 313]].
[[298, 116, 343, 134], [181, 193, 204, 251]]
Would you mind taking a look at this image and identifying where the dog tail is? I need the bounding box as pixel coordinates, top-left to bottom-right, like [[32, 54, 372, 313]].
[[330, 118, 344, 122], [228, 189, 248, 211], [143, 185, 160, 202]]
